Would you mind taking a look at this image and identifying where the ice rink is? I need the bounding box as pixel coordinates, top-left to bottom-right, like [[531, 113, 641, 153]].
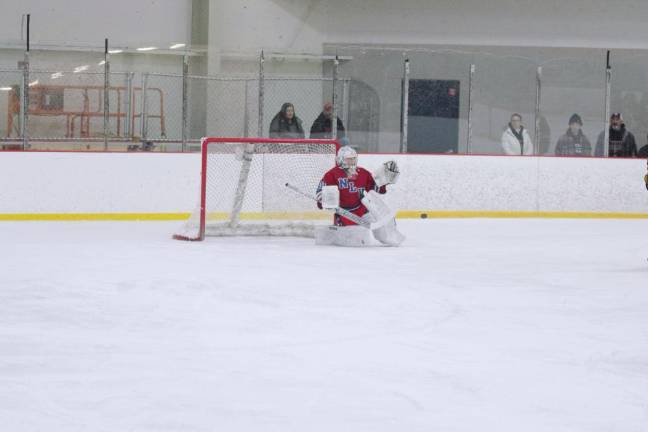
[[1, 218, 647, 432]]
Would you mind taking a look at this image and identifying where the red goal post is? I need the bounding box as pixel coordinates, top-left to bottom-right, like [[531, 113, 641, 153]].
[[174, 137, 341, 241]]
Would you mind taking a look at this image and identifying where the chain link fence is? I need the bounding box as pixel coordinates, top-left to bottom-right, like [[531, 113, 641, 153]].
[[107, 72, 134, 142], [26, 70, 105, 141], [0, 69, 24, 147], [0, 52, 353, 152], [198, 75, 258, 140], [3, 49, 634, 155], [263, 76, 333, 139]]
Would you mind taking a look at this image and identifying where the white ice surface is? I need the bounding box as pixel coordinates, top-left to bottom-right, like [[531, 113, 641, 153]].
[[1, 219, 647, 432]]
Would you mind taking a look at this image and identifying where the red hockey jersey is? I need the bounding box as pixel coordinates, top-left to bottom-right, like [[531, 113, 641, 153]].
[[316, 166, 386, 226]]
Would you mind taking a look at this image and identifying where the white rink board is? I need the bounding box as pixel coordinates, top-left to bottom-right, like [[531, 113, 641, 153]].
[[0, 151, 646, 215], [0, 152, 199, 214]]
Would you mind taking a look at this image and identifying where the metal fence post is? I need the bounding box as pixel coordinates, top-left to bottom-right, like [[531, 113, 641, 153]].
[[332, 55, 339, 140], [243, 79, 250, 137], [342, 78, 350, 130], [257, 50, 265, 137], [21, 54, 29, 149], [103, 38, 110, 151], [140, 73, 149, 142], [22, 14, 30, 150], [467, 64, 475, 154], [534, 66, 542, 155], [125, 72, 134, 138], [400, 58, 410, 153], [604, 50, 611, 158], [182, 54, 189, 152]]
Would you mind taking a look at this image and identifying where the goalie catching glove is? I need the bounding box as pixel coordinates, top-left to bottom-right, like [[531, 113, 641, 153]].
[[374, 160, 400, 187]]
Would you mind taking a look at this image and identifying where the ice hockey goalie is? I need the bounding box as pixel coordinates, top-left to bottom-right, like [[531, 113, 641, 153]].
[[314, 145, 404, 247]]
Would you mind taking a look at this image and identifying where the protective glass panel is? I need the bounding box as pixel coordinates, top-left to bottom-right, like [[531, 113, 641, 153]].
[[471, 53, 537, 155], [336, 48, 403, 153], [263, 76, 334, 140], [26, 70, 105, 142], [405, 49, 472, 154], [0, 70, 24, 144], [610, 51, 648, 157], [200, 76, 256, 139], [538, 54, 606, 157]]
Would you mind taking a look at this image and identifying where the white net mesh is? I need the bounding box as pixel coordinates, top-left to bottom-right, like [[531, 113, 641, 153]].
[[174, 138, 339, 240]]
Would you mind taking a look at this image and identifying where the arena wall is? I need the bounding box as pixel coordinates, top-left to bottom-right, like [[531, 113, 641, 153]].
[[1, 0, 192, 47], [208, 0, 648, 53], [0, 152, 646, 220]]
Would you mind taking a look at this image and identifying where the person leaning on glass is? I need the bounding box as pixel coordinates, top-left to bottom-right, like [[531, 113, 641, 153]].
[[501, 113, 534, 155], [555, 114, 592, 157]]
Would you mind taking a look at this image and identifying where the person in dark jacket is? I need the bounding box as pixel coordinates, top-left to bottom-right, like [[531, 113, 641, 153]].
[[269, 102, 305, 139], [310, 102, 346, 140], [555, 113, 592, 156], [638, 143, 648, 157], [595, 113, 637, 157]]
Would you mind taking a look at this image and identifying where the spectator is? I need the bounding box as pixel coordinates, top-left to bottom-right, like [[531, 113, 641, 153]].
[[638, 142, 648, 157], [595, 113, 637, 157], [555, 113, 592, 157], [269, 102, 305, 139], [501, 113, 533, 155], [310, 102, 346, 140]]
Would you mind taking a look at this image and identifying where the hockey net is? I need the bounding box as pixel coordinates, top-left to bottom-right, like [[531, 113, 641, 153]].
[[174, 137, 340, 241]]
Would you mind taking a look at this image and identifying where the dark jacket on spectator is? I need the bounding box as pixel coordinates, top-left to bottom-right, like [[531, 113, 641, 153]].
[[310, 112, 346, 140], [269, 103, 305, 139], [595, 125, 637, 157], [638, 144, 648, 157], [555, 129, 592, 156]]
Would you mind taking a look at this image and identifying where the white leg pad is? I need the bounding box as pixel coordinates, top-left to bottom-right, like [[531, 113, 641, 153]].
[[315, 225, 374, 247], [361, 190, 396, 227], [372, 218, 405, 246], [361, 191, 405, 246]]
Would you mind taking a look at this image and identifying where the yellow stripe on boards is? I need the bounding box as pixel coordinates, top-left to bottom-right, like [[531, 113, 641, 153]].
[[396, 210, 648, 219], [0, 213, 191, 221], [205, 211, 331, 221], [1, 210, 648, 222]]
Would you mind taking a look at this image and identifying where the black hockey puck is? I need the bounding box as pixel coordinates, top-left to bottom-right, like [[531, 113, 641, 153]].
[[420, 213, 428, 219]]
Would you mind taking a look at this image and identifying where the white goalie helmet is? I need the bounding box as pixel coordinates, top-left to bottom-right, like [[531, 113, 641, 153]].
[[336, 146, 358, 174]]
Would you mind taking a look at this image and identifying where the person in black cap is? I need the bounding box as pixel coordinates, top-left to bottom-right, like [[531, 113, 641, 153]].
[[595, 113, 637, 157], [555, 113, 592, 156]]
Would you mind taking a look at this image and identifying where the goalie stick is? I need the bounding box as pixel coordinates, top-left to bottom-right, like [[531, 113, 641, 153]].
[[284, 182, 370, 227], [286, 182, 405, 247]]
